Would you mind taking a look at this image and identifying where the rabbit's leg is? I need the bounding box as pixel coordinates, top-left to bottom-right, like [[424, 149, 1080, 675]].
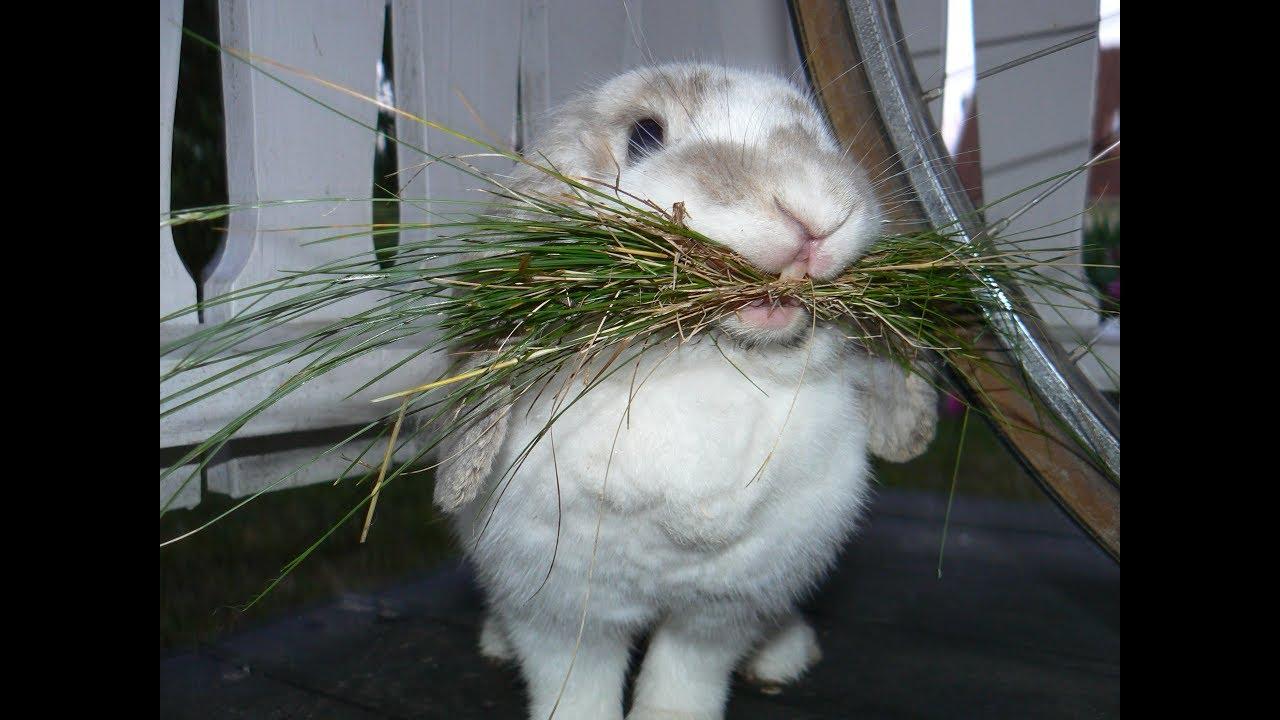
[[478, 610, 515, 663], [503, 611, 632, 720], [628, 609, 765, 720], [741, 612, 822, 686]]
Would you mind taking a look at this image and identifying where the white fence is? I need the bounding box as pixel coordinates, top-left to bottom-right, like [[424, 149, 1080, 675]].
[[160, 0, 1117, 510]]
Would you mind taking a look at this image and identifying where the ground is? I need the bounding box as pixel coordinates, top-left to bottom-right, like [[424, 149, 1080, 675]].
[[159, 485, 1119, 719]]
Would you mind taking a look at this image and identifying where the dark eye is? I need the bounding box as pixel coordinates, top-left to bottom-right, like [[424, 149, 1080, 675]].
[[626, 118, 664, 163]]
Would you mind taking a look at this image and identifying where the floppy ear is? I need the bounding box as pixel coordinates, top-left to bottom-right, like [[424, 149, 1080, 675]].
[[433, 397, 512, 513], [860, 357, 939, 463], [427, 168, 565, 514], [429, 354, 514, 514]]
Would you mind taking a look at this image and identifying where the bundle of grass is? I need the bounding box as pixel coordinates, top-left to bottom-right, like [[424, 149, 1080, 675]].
[[161, 165, 1102, 515]]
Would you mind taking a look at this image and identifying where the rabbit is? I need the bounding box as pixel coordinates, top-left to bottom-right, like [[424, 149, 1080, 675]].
[[432, 63, 938, 720]]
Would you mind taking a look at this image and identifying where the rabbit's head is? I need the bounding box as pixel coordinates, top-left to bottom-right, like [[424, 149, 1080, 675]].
[[518, 63, 882, 343]]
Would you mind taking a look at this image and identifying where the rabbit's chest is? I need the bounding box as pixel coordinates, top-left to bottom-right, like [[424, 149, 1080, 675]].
[[467, 341, 873, 611], [513, 354, 865, 548]]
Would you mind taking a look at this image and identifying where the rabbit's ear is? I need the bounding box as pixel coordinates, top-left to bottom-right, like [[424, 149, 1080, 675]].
[[433, 400, 512, 513], [862, 358, 939, 463]]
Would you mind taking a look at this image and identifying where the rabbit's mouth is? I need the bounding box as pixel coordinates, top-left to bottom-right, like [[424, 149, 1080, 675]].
[[732, 296, 805, 331]]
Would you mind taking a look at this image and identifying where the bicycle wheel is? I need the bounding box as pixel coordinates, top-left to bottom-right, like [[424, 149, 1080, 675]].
[[788, 0, 1120, 559]]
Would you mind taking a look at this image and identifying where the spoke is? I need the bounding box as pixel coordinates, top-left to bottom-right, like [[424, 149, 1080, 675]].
[[921, 29, 1098, 103], [989, 138, 1120, 237], [1068, 318, 1119, 365]]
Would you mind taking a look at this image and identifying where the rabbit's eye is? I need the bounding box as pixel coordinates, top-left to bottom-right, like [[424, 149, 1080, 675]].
[[627, 118, 664, 162]]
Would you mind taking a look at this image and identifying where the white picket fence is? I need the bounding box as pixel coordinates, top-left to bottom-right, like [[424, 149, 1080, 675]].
[[160, 0, 1117, 510]]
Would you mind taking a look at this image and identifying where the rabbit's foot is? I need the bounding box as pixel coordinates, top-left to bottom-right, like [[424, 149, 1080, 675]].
[[741, 615, 822, 687], [478, 612, 515, 664]]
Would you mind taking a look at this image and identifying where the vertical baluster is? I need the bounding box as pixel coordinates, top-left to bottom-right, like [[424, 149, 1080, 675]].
[[161, 0, 198, 324], [161, 0, 202, 511], [206, 0, 386, 325], [973, 0, 1100, 332], [204, 0, 389, 497]]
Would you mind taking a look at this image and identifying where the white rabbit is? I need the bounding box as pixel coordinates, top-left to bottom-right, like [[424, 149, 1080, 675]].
[[432, 64, 937, 720]]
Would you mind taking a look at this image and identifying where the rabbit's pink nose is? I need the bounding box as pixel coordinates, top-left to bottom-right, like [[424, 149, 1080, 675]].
[[780, 238, 822, 280], [774, 200, 837, 280]]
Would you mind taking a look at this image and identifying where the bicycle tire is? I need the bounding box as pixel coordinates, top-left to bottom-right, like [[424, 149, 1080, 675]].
[[788, 0, 1120, 560]]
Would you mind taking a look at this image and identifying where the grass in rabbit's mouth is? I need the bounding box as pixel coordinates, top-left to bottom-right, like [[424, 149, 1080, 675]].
[[161, 182, 1100, 523], [160, 34, 1117, 608]]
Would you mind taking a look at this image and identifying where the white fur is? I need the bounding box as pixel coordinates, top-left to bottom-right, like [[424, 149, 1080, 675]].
[[453, 330, 871, 720], [479, 610, 516, 663], [437, 64, 935, 720], [743, 614, 823, 685]]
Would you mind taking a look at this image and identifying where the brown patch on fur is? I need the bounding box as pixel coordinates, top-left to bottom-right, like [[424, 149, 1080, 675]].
[[766, 124, 826, 155], [667, 140, 768, 206], [579, 130, 619, 176], [603, 66, 725, 134], [783, 94, 817, 120], [605, 102, 655, 132], [684, 67, 712, 106], [682, 66, 731, 108]]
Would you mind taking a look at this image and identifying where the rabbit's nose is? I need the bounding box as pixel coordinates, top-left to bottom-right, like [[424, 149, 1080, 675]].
[[774, 198, 844, 280], [780, 250, 815, 280]]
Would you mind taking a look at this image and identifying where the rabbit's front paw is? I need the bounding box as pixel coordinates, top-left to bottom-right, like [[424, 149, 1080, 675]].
[[866, 364, 938, 463]]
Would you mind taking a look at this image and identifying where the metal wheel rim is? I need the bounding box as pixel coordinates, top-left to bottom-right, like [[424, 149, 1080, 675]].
[[789, 0, 1120, 559]]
